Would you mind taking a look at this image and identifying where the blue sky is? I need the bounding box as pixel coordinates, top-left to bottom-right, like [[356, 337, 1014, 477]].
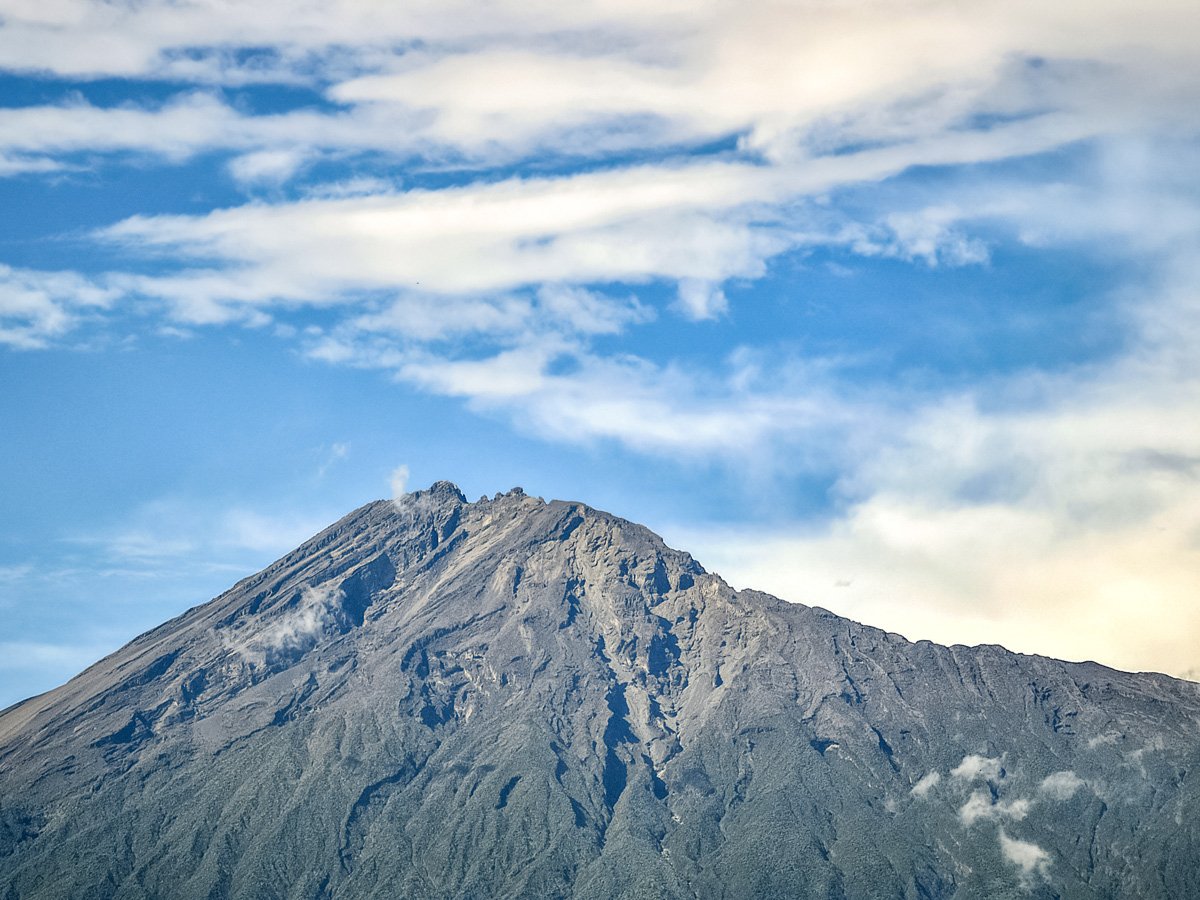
[[2, 0, 1199, 707]]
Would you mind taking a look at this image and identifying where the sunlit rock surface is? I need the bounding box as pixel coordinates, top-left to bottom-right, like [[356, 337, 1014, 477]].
[[2, 482, 1198, 898]]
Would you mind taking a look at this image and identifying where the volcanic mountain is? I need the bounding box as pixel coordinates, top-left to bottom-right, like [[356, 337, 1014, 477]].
[[1, 482, 1198, 899]]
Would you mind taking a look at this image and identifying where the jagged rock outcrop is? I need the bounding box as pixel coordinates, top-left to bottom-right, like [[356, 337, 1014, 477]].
[[1, 482, 1198, 899]]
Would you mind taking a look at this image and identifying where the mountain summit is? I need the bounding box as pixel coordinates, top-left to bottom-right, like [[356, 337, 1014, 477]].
[[2, 484, 1198, 898]]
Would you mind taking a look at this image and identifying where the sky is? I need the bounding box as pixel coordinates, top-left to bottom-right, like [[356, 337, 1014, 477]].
[[2, 0, 1199, 708]]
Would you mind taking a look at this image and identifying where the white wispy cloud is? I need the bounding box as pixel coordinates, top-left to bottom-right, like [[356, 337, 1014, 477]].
[[390, 464, 411, 500], [228, 148, 309, 187], [0, 564, 34, 585], [0, 264, 117, 349], [1038, 771, 1086, 800], [910, 771, 941, 798], [958, 790, 1031, 826], [997, 829, 1051, 883], [316, 442, 351, 479], [222, 582, 341, 666], [0, 0, 1195, 167], [92, 109, 1145, 310], [0, 92, 425, 179], [74, 497, 339, 569], [674, 279, 728, 321], [950, 754, 1005, 783]]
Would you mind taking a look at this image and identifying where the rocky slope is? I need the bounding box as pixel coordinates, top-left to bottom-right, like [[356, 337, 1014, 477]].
[[1, 482, 1198, 899]]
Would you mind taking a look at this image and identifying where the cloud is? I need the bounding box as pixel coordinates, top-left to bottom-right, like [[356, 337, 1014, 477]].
[[958, 790, 1031, 826], [950, 754, 1004, 783], [390, 464, 411, 499], [0, 564, 34, 586], [535, 286, 654, 335], [0, 92, 416, 178], [1126, 735, 1165, 775], [0, 155, 66, 176], [228, 148, 308, 186], [97, 157, 787, 304], [317, 442, 351, 478], [94, 110, 1140, 316], [1038, 770, 1086, 800], [65, 106, 1189, 469], [74, 497, 340, 572], [258, 584, 338, 650], [219, 510, 329, 555], [872, 206, 990, 267], [998, 829, 1051, 882], [0, 93, 244, 164], [674, 279, 728, 321], [223, 582, 341, 665], [0, 264, 117, 349], [391, 342, 853, 458], [910, 771, 941, 797], [1, 0, 1195, 167], [345, 294, 535, 344]]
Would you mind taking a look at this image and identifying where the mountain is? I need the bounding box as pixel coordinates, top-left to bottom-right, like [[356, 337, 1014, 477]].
[[1, 482, 1198, 899]]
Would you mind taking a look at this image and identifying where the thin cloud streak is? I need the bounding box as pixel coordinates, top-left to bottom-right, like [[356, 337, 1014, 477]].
[[88, 111, 1105, 336], [0, 0, 1195, 178]]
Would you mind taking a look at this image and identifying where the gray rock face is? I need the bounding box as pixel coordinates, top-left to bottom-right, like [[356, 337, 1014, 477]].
[[1, 482, 1198, 899]]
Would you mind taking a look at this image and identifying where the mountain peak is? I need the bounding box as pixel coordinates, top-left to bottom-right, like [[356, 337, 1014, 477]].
[[391, 481, 541, 515], [2, 487, 1199, 898], [423, 479, 467, 502]]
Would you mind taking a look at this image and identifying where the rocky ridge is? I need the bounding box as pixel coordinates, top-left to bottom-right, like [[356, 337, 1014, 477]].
[[1, 482, 1198, 899]]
